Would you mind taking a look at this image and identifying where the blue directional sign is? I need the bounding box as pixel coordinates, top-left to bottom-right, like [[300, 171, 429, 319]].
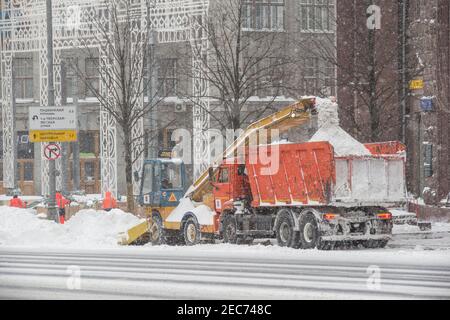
[[420, 97, 434, 112]]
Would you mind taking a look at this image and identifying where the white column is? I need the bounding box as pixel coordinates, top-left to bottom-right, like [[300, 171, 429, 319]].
[[1, 52, 16, 190], [99, 43, 118, 198]]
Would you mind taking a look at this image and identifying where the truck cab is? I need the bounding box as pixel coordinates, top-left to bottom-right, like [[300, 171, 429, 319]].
[[138, 158, 187, 213], [210, 162, 251, 214]]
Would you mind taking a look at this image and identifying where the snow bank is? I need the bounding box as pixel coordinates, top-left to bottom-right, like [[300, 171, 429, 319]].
[[71, 194, 102, 206], [0, 206, 140, 247], [166, 198, 215, 225], [310, 98, 371, 157], [0, 195, 43, 202]]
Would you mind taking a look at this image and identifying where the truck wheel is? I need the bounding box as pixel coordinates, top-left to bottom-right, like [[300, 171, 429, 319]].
[[298, 213, 321, 249], [149, 215, 165, 245], [275, 210, 300, 248], [222, 215, 238, 244], [183, 217, 201, 246]]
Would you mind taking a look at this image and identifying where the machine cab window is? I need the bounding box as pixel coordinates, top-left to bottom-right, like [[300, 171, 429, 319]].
[[142, 162, 159, 194], [218, 167, 229, 183], [161, 161, 182, 190], [141, 161, 183, 194]]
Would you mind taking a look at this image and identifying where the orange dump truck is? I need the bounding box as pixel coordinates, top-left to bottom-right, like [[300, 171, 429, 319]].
[[120, 100, 406, 249], [210, 140, 405, 249]]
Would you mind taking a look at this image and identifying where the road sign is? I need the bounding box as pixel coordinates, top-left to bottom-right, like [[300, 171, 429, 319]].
[[420, 97, 434, 112], [29, 130, 77, 143], [409, 79, 424, 90], [44, 143, 61, 161], [29, 106, 77, 142], [29, 106, 77, 130]]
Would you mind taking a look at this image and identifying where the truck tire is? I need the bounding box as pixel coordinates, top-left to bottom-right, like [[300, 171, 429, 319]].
[[149, 215, 165, 245], [222, 215, 238, 244], [183, 217, 201, 246], [275, 210, 300, 248], [298, 213, 321, 249]]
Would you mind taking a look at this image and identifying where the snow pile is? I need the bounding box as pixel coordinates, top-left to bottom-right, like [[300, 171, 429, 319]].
[[71, 194, 102, 207], [315, 97, 340, 127], [0, 206, 140, 247], [310, 98, 371, 157], [166, 197, 215, 225]]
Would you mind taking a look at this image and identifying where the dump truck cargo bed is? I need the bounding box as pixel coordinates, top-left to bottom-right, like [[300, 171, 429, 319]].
[[246, 141, 407, 208]]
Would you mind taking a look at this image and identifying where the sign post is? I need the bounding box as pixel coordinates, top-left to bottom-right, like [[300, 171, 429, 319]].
[[28, 105, 77, 223]]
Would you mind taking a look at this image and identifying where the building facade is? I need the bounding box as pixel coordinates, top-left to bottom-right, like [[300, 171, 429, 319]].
[[336, 0, 450, 204], [406, 0, 450, 204], [0, 0, 336, 196]]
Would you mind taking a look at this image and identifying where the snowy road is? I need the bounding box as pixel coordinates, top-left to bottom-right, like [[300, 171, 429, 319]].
[[1, 242, 450, 300]]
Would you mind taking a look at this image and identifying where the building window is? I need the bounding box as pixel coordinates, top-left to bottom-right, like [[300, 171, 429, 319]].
[[65, 57, 78, 99], [17, 131, 34, 159], [302, 58, 335, 96], [424, 143, 433, 178], [85, 58, 99, 96], [303, 57, 319, 94], [158, 58, 177, 97], [320, 60, 335, 95], [253, 57, 285, 97], [243, 0, 285, 31], [84, 161, 95, 182], [14, 57, 33, 99], [299, 0, 334, 33], [23, 162, 33, 181], [79, 131, 98, 157]]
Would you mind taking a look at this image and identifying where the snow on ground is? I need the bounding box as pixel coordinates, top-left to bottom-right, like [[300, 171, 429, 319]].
[[0, 195, 43, 202], [166, 198, 215, 225], [310, 98, 371, 156], [0, 206, 140, 247], [1, 204, 449, 256], [71, 194, 102, 206]]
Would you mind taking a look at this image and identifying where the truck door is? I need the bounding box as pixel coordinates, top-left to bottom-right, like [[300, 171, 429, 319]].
[[213, 166, 232, 213], [140, 162, 161, 206]]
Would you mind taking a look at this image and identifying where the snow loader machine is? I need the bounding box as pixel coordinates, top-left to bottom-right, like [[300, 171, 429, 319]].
[[119, 98, 406, 249]]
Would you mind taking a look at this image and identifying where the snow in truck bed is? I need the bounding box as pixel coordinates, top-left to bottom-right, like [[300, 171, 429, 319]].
[[310, 97, 371, 157]]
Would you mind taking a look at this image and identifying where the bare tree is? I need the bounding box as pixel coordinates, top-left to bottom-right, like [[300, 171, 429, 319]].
[[181, 0, 292, 132], [65, 0, 166, 212], [291, 0, 423, 142]]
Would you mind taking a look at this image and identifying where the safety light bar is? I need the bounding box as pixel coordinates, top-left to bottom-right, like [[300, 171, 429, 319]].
[[377, 212, 392, 220], [323, 213, 339, 221]]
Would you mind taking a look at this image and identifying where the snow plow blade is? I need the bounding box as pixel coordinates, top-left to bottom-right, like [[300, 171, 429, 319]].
[[118, 220, 149, 245]]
